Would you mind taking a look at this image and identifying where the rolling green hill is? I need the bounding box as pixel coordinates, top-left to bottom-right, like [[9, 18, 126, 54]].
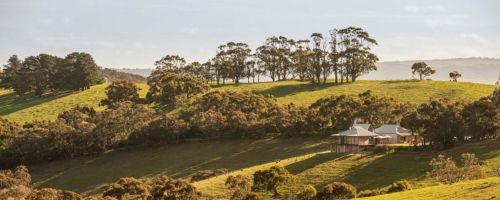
[[358, 177, 500, 200], [0, 80, 496, 123], [27, 139, 500, 198]]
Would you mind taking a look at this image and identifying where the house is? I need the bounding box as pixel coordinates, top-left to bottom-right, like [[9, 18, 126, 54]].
[[331, 126, 379, 146], [374, 124, 413, 144]]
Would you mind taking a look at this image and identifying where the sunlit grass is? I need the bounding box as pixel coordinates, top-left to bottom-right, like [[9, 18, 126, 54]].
[[358, 177, 500, 200], [0, 83, 148, 123]]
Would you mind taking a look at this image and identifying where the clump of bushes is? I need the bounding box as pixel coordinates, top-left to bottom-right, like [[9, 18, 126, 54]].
[[225, 174, 252, 200], [357, 180, 412, 198], [295, 184, 317, 200], [427, 153, 484, 184], [252, 166, 294, 197], [319, 182, 356, 199], [191, 168, 229, 182]]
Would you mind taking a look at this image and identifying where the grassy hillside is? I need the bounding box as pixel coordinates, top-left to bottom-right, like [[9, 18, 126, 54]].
[[216, 80, 495, 106], [359, 177, 500, 200], [0, 80, 495, 122], [0, 83, 148, 123], [27, 138, 500, 198]]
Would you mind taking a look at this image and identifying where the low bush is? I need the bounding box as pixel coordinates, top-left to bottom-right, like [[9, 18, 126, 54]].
[[357, 188, 386, 197], [320, 182, 356, 200], [295, 184, 317, 200], [387, 180, 412, 193]]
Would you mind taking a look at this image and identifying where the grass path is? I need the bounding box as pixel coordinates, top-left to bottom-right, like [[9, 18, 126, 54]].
[[359, 177, 500, 200]]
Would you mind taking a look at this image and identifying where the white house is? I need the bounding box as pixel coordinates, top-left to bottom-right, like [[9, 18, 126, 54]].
[[374, 124, 413, 144], [331, 125, 379, 146]]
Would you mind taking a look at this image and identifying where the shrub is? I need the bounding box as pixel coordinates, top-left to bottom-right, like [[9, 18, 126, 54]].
[[357, 189, 386, 197], [252, 166, 294, 197], [295, 184, 317, 200], [0, 166, 31, 189], [461, 153, 485, 180], [320, 182, 356, 200], [225, 175, 252, 200], [103, 176, 201, 200], [130, 114, 190, 145], [100, 81, 140, 106], [427, 154, 461, 184], [387, 180, 412, 193]]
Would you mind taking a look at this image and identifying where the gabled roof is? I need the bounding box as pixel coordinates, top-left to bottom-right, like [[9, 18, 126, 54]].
[[331, 126, 378, 137], [353, 123, 371, 131], [374, 124, 412, 136]]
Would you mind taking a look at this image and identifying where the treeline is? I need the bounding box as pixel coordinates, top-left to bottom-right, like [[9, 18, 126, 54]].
[[0, 53, 102, 96], [152, 26, 378, 85], [1, 71, 498, 168]]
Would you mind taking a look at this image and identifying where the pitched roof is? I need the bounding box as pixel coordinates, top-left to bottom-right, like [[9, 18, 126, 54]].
[[353, 123, 371, 131], [374, 124, 412, 136], [331, 126, 378, 137]]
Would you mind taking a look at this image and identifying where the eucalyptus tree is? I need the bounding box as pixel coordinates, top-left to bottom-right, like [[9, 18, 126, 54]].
[[216, 42, 251, 84], [337, 27, 378, 82], [449, 71, 461, 82], [310, 33, 328, 84], [329, 29, 341, 83], [291, 40, 313, 81], [152, 55, 186, 76], [411, 62, 436, 80]]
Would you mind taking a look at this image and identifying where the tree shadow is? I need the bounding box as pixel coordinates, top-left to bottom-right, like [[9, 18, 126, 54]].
[[286, 153, 348, 174], [0, 91, 74, 116], [255, 82, 344, 98], [29, 137, 331, 194], [380, 80, 420, 84], [339, 141, 500, 190]]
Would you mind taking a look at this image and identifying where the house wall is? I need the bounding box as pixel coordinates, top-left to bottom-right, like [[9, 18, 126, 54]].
[[379, 133, 398, 144]]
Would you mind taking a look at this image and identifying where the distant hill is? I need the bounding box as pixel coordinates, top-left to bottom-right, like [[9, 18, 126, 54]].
[[115, 58, 500, 84], [364, 57, 500, 84], [114, 68, 153, 78], [99, 68, 146, 82]]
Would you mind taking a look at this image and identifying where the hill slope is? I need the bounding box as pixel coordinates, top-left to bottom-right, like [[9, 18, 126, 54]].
[[0, 80, 495, 123], [27, 139, 500, 198], [359, 177, 500, 200]]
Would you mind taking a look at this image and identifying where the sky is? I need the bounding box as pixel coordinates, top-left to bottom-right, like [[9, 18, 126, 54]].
[[1, 0, 499, 69]]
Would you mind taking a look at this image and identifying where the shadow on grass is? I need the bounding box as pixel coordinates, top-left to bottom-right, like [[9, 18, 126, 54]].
[[0, 91, 74, 116], [29, 137, 331, 194], [255, 82, 345, 98], [380, 80, 420, 84], [340, 141, 500, 190], [286, 153, 348, 174]]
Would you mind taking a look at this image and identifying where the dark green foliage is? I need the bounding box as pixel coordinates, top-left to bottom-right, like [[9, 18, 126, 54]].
[[252, 166, 294, 196], [129, 114, 189, 145], [101, 81, 141, 106], [411, 62, 436, 80], [462, 88, 499, 140], [0, 103, 153, 167], [309, 94, 361, 131], [146, 71, 209, 107], [1, 52, 101, 96], [320, 182, 356, 199]]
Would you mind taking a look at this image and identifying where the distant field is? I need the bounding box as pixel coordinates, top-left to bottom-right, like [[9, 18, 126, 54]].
[[27, 138, 500, 198], [359, 177, 500, 200], [0, 80, 495, 122]]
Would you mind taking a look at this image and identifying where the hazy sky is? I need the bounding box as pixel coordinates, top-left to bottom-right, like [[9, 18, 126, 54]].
[[1, 0, 499, 68]]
